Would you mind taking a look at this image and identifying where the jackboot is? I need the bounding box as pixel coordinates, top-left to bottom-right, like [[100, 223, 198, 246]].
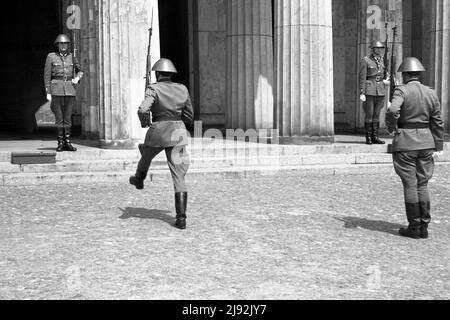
[[399, 203, 422, 239], [63, 128, 77, 152], [129, 170, 147, 190], [56, 136, 65, 152], [419, 201, 431, 239], [174, 192, 188, 230], [56, 127, 65, 152], [365, 123, 373, 145], [371, 122, 385, 144]]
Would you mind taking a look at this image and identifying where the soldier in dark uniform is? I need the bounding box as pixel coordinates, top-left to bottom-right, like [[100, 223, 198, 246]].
[[129, 58, 194, 230], [44, 34, 84, 152], [359, 40, 390, 145], [386, 57, 445, 239]]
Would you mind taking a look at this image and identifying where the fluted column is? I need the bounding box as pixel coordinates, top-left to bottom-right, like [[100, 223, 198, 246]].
[[98, 0, 160, 148], [275, 0, 334, 144], [431, 0, 450, 132], [357, 0, 402, 129], [226, 0, 274, 130]]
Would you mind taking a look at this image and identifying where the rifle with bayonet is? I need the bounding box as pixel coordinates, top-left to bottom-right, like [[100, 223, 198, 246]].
[[389, 25, 398, 102], [140, 8, 154, 128]]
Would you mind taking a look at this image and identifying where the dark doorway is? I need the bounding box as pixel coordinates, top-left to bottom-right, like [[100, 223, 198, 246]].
[[0, 0, 61, 138], [158, 0, 190, 88]]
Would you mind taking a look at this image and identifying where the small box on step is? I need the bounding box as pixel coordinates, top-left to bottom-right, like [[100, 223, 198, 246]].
[[11, 152, 57, 165]]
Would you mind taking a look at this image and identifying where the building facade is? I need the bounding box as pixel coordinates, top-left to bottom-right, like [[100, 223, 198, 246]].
[[1, 0, 448, 146]]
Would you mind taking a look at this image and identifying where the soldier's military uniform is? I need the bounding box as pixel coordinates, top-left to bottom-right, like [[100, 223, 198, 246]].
[[359, 40, 388, 145], [386, 57, 445, 239], [44, 34, 84, 152], [130, 58, 194, 230]]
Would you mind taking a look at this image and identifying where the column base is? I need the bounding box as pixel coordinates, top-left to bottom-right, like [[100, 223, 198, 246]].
[[99, 139, 141, 150], [279, 136, 335, 145]]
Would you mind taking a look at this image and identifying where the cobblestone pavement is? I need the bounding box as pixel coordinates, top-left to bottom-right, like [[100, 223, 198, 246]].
[[1, 166, 449, 300]]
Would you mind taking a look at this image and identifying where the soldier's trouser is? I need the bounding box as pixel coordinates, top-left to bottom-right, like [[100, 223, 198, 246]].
[[393, 149, 435, 226], [51, 96, 75, 129], [137, 145, 190, 193], [363, 95, 385, 124]]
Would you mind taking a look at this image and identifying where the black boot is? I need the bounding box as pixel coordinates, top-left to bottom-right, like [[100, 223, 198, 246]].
[[56, 127, 65, 152], [56, 136, 65, 152], [63, 128, 77, 152], [399, 203, 421, 239], [371, 122, 385, 144], [365, 123, 373, 145], [174, 192, 188, 230], [419, 201, 431, 239], [129, 170, 147, 190]]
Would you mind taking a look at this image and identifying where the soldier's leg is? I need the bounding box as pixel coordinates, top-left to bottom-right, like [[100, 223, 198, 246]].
[[62, 97, 77, 152], [50, 96, 65, 152], [363, 97, 375, 145], [416, 149, 435, 238], [130, 146, 164, 190], [166, 146, 190, 229], [371, 96, 386, 144], [393, 151, 421, 238]]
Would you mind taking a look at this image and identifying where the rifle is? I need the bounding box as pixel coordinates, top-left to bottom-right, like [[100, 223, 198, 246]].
[[72, 0, 77, 79], [145, 8, 154, 90], [383, 14, 389, 81], [389, 25, 398, 102]]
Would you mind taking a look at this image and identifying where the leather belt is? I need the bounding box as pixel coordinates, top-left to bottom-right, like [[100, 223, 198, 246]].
[[367, 76, 383, 82], [52, 76, 73, 81], [153, 116, 182, 122], [398, 123, 429, 129]]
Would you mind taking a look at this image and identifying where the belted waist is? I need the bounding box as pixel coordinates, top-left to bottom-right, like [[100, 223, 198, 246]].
[[52, 76, 73, 81], [367, 76, 384, 82], [152, 116, 182, 122], [398, 123, 429, 129]]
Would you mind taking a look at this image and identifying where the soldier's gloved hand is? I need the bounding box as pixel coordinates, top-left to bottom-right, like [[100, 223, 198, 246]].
[[433, 151, 444, 159], [360, 94, 366, 102], [383, 80, 390, 86], [46, 94, 52, 102], [72, 77, 80, 85]]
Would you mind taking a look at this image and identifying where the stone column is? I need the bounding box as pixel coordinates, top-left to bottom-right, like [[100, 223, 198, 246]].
[[226, 0, 274, 130], [275, 0, 334, 144], [97, 0, 160, 148], [430, 0, 450, 132], [357, 0, 403, 129]]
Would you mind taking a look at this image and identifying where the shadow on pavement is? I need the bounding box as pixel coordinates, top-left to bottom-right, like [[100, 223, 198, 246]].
[[119, 207, 175, 226], [335, 216, 404, 236]]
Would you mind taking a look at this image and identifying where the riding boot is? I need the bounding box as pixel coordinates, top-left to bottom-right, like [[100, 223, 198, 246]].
[[419, 201, 431, 239], [129, 170, 147, 190], [56, 127, 65, 152], [371, 122, 385, 144], [365, 123, 373, 145], [174, 192, 188, 230], [399, 203, 422, 239], [63, 127, 77, 152]]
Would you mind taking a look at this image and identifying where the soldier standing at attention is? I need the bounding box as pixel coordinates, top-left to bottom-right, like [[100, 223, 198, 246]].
[[359, 40, 391, 145], [44, 34, 84, 152], [386, 57, 445, 239], [129, 58, 194, 230]]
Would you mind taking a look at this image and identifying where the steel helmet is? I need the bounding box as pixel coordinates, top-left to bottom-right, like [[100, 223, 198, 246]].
[[370, 40, 385, 48], [54, 34, 71, 44], [397, 57, 426, 73], [151, 58, 178, 73]]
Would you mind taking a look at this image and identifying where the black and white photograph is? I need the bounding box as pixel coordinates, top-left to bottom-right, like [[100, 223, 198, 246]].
[[0, 0, 449, 306]]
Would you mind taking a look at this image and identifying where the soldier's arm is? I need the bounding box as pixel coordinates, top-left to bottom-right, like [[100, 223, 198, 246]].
[[73, 56, 84, 80], [44, 54, 52, 94], [430, 94, 445, 151], [138, 86, 157, 128], [359, 58, 368, 95], [385, 89, 404, 134], [182, 93, 194, 131]]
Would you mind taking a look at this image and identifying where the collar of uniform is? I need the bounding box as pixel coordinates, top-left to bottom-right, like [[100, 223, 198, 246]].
[[58, 52, 69, 57], [405, 79, 421, 84], [371, 54, 382, 61]]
